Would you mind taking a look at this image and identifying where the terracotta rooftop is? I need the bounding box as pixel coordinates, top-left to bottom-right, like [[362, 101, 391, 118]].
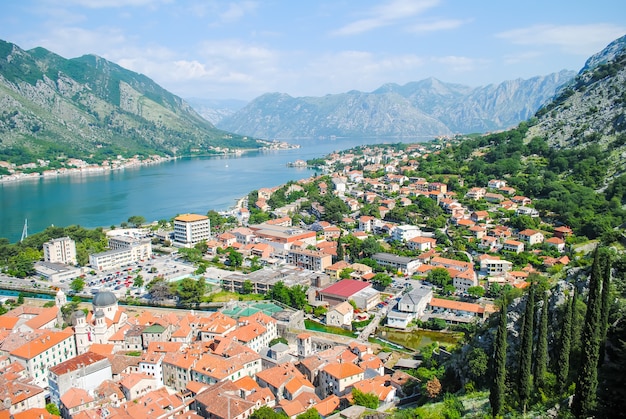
[[49, 351, 108, 376], [175, 213, 208, 222], [322, 362, 364, 380], [10, 329, 73, 359]]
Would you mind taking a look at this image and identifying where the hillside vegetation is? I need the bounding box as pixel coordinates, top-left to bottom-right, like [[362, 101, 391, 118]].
[[0, 40, 263, 166]]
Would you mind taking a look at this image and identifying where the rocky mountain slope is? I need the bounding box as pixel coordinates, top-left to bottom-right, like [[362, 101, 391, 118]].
[[0, 40, 262, 162], [526, 34, 626, 179], [217, 71, 575, 139]]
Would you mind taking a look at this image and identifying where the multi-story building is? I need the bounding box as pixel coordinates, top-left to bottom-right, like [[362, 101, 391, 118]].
[[318, 362, 364, 397], [372, 252, 421, 275], [107, 235, 152, 259], [173, 213, 211, 247], [88, 236, 152, 271], [287, 248, 332, 271], [43, 237, 77, 265], [48, 351, 112, 405], [9, 329, 77, 387], [390, 225, 422, 242]]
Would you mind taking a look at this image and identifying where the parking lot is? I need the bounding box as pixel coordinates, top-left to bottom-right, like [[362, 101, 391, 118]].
[[79, 254, 196, 297]]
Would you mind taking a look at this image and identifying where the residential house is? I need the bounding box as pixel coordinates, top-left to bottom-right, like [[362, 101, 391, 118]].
[[517, 229, 545, 246], [325, 302, 354, 328], [503, 239, 525, 253], [318, 362, 365, 397]]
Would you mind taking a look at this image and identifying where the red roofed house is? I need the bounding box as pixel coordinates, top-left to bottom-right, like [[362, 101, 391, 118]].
[[546, 237, 566, 252], [352, 375, 396, 404], [60, 388, 94, 419], [517, 229, 544, 246], [503, 239, 525, 254], [318, 362, 365, 397]]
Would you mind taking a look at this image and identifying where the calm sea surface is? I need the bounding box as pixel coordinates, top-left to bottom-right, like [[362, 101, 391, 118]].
[[1, 137, 432, 242]]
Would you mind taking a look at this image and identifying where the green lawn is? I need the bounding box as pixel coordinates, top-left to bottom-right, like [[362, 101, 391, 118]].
[[305, 319, 356, 337], [208, 291, 265, 302]]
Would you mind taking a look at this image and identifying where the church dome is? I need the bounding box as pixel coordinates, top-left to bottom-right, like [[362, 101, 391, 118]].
[[93, 291, 117, 307]]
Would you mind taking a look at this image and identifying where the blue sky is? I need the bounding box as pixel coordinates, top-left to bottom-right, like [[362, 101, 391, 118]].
[[1, 0, 625, 101]]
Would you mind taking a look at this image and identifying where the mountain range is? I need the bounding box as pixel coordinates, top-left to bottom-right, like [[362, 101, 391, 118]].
[[0, 40, 263, 164], [215, 71, 576, 140]]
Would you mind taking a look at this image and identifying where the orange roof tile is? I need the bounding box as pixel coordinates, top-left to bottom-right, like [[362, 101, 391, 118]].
[[10, 329, 74, 360], [322, 362, 364, 380], [429, 297, 484, 314], [175, 213, 208, 222]]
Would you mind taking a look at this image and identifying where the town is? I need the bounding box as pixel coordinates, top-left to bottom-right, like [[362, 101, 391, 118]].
[[0, 141, 579, 419]]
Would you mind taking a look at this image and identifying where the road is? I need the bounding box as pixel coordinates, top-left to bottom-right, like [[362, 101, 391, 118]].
[[357, 294, 399, 341]]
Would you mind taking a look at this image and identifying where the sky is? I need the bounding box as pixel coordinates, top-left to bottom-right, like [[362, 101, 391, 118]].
[[1, 0, 625, 102]]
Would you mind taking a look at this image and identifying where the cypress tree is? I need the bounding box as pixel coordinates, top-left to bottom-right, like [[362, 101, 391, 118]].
[[490, 303, 507, 418], [534, 291, 549, 390], [598, 253, 612, 367], [556, 291, 574, 393], [572, 247, 604, 418], [518, 283, 535, 412], [336, 233, 344, 262]]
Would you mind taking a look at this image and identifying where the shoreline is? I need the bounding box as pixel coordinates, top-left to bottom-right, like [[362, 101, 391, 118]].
[[0, 141, 300, 186]]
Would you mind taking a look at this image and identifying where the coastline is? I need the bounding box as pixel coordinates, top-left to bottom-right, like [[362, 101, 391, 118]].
[[0, 154, 178, 184], [0, 140, 299, 185]]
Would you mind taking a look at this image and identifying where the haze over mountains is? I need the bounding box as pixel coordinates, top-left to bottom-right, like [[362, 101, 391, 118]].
[[214, 71, 575, 140]]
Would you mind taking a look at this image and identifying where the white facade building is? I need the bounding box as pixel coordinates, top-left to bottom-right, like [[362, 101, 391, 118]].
[[390, 225, 422, 242], [173, 214, 211, 247], [43, 237, 77, 265]]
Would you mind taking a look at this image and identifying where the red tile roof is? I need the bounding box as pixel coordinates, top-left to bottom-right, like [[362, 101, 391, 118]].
[[320, 279, 371, 298]]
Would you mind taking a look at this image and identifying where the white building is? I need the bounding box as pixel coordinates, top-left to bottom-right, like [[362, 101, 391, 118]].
[[397, 287, 433, 315], [9, 330, 77, 388], [326, 301, 354, 327], [480, 258, 513, 275], [318, 362, 365, 397], [390, 225, 422, 242], [48, 351, 112, 405], [88, 235, 151, 271], [173, 214, 211, 247], [43, 237, 77, 265]]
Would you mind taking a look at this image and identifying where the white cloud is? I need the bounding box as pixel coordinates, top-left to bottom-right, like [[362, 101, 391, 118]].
[[54, 0, 170, 8], [496, 23, 626, 55], [502, 51, 543, 65], [406, 18, 469, 33], [431, 55, 486, 73], [33, 26, 127, 58], [219, 1, 258, 23], [332, 0, 440, 36]]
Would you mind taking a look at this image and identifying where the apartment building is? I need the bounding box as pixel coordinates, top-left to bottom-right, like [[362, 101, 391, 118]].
[[9, 329, 77, 387], [43, 236, 77, 265], [173, 213, 211, 247], [287, 248, 332, 271]]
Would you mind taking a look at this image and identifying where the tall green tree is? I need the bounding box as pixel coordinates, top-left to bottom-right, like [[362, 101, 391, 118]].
[[518, 283, 535, 412], [557, 292, 574, 392], [572, 248, 605, 417], [598, 253, 612, 367], [534, 291, 549, 390], [490, 303, 507, 418]]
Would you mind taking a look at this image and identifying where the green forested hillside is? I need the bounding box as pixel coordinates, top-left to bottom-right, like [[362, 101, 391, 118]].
[[0, 40, 263, 166]]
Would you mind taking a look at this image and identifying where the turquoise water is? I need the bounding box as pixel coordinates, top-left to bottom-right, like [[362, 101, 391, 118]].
[[1, 137, 432, 242]]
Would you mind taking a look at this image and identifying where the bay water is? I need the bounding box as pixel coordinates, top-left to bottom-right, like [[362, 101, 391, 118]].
[[1, 137, 432, 242]]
